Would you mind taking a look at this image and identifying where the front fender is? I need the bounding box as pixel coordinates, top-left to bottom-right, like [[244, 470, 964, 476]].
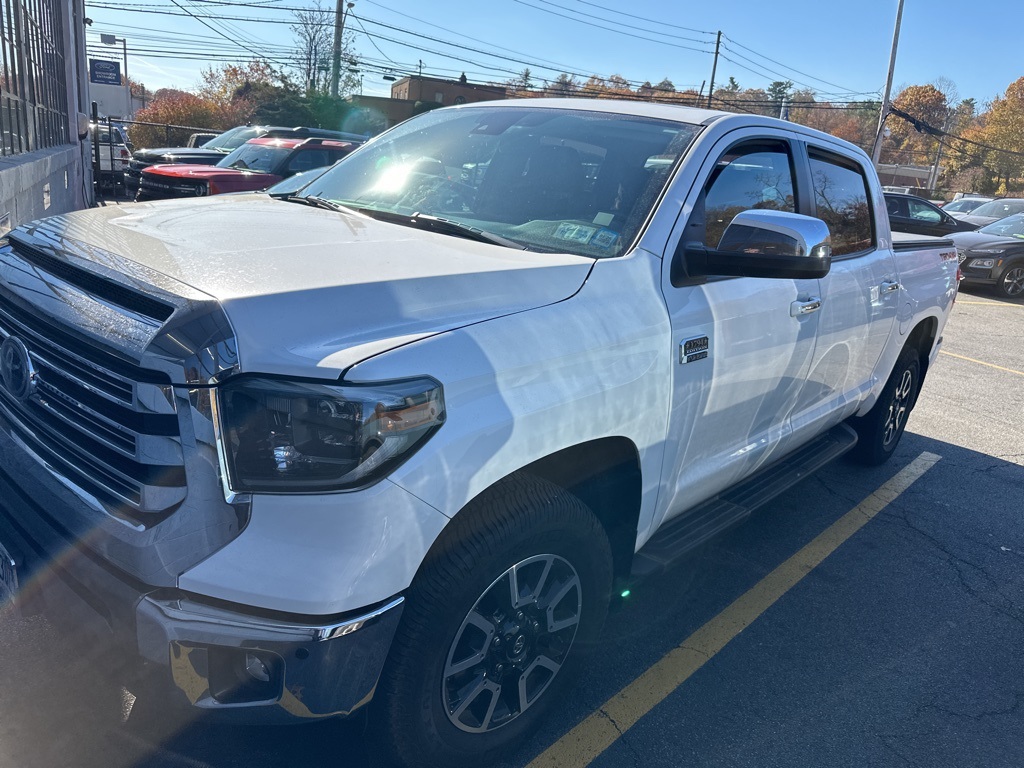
[[346, 248, 673, 547]]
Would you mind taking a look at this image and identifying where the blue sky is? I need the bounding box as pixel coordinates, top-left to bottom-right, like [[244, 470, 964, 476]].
[[85, 0, 1021, 107]]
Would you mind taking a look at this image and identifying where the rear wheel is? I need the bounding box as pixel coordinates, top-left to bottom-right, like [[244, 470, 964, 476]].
[[370, 474, 613, 768], [849, 345, 920, 466], [995, 263, 1024, 299]]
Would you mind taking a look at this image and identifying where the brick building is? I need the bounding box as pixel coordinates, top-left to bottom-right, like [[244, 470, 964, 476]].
[[390, 74, 506, 107]]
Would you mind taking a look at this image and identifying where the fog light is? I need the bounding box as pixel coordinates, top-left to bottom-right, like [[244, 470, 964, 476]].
[[245, 652, 271, 682]]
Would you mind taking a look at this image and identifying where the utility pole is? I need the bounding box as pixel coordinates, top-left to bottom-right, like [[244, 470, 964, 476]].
[[706, 30, 721, 109], [926, 109, 953, 191], [871, 0, 905, 165], [330, 0, 354, 98]]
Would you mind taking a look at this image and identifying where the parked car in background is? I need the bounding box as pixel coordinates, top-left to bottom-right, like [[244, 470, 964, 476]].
[[942, 196, 993, 216], [884, 192, 978, 237], [137, 137, 359, 200], [90, 123, 132, 189], [126, 125, 366, 195], [949, 212, 1024, 299], [956, 198, 1024, 228], [186, 132, 217, 148]]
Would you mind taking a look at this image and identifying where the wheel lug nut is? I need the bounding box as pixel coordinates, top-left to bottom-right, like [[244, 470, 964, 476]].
[[516, 611, 525, 621], [494, 663, 504, 675], [493, 636, 501, 647]]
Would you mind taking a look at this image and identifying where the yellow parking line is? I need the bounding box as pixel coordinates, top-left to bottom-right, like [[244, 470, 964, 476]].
[[940, 351, 1024, 377], [527, 452, 942, 768]]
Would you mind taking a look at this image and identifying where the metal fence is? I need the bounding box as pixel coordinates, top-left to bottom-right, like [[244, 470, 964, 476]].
[[0, 0, 70, 157]]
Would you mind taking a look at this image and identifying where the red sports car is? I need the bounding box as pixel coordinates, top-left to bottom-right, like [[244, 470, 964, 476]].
[[137, 137, 359, 200]]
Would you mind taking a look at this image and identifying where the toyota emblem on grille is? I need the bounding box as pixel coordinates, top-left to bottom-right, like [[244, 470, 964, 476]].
[[0, 337, 36, 403]]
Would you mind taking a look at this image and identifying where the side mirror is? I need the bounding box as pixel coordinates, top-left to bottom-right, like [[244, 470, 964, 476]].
[[679, 210, 833, 281]]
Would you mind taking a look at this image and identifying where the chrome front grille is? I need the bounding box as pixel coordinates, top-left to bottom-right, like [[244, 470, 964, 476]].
[[0, 299, 186, 519]]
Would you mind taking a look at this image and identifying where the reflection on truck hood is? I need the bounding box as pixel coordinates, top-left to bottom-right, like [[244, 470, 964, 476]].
[[19, 195, 595, 377]]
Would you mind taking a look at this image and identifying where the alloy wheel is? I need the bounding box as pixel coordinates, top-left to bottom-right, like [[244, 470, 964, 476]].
[[442, 554, 582, 733]]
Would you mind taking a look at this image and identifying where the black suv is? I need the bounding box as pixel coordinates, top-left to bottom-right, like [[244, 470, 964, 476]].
[[884, 192, 978, 237], [125, 125, 366, 196]]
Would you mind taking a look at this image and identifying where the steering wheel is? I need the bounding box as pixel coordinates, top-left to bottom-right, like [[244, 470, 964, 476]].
[[396, 172, 476, 213]]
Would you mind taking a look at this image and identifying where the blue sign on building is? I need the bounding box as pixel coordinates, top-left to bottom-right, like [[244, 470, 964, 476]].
[[89, 59, 122, 85]]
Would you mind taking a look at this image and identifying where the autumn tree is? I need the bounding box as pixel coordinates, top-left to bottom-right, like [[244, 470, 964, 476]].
[[882, 84, 949, 166], [129, 91, 249, 148], [981, 76, 1024, 190], [548, 73, 580, 97]]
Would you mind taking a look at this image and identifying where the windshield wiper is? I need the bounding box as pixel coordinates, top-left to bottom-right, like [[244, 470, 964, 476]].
[[275, 198, 526, 249], [348, 207, 526, 249]]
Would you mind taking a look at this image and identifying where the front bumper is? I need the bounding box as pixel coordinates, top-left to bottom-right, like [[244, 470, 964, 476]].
[[0, 460, 404, 723], [137, 594, 403, 722]]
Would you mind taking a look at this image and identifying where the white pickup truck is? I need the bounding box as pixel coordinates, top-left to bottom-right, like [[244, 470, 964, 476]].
[[0, 100, 958, 767]]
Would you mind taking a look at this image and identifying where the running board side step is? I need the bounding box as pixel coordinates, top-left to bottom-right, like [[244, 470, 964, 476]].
[[630, 423, 858, 580]]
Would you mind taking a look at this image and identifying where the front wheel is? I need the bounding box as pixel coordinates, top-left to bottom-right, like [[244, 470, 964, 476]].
[[370, 474, 613, 768], [995, 263, 1024, 299], [848, 345, 920, 466]]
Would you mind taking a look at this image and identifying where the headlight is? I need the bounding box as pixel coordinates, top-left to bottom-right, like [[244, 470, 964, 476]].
[[970, 249, 1005, 254], [968, 258, 996, 269], [194, 182, 209, 196], [215, 376, 445, 493]]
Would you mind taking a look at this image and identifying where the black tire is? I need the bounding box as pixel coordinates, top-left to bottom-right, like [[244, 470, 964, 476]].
[[848, 345, 920, 466], [370, 473, 613, 768], [995, 263, 1024, 300]]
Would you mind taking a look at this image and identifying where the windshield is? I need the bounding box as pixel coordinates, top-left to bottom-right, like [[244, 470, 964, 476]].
[[299, 106, 699, 257], [943, 198, 988, 214], [217, 142, 290, 173], [971, 199, 1024, 218], [978, 212, 1024, 238], [207, 126, 267, 152]]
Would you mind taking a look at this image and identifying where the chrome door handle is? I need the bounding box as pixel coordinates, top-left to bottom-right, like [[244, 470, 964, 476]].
[[790, 297, 822, 316], [881, 280, 901, 294]]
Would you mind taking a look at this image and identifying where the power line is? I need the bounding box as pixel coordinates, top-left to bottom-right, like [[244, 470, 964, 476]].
[[515, 0, 713, 45], [565, 0, 715, 35], [722, 34, 876, 96], [889, 107, 1024, 159], [510, 0, 714, 54]]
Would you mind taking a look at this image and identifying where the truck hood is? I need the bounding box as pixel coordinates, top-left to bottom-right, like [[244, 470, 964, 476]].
[[146, 164, 263, 180], [949, 230, 1024, 251], [16, 195, 594, 378], [133, 147, 228, 165]]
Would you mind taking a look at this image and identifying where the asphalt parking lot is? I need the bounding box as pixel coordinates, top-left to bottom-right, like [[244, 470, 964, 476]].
[[2, 284, 1023, 768]]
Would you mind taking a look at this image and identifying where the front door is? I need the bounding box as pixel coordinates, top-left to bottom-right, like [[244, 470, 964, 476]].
[[657, 132, 821, 525]]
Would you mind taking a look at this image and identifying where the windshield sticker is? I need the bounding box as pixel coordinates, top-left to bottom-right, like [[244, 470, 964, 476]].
[[554, 222, 597, 244], [593, 212, 614, 227], [591, 229, 619, 249]]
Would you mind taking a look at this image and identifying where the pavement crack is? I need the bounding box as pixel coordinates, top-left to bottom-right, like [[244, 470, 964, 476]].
[[598, 707, 644, 767], [917, 692, 1023, 722], [881, 506, 1024, 628]]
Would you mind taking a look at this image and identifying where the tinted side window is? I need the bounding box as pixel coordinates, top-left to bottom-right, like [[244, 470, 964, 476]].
[[809, 150, 874, 256], [700, 141, 796, 249]]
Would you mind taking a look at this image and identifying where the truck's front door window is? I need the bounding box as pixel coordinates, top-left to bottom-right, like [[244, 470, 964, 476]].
[[699, 141, 796, 249], [808, 149, 874, 256]]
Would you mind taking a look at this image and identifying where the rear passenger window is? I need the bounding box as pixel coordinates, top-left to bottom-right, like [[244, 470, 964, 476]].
[[699, 140, 796, 249], [808, 149, 874, 256]]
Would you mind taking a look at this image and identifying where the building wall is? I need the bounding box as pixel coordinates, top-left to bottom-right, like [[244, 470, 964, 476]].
[[0, 146, 84, 234], [391, 76, 506, 106], [0, 0, 90, 234]]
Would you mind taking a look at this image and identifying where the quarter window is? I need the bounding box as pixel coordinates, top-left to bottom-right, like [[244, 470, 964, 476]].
[[809, 149, 874, 256]]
